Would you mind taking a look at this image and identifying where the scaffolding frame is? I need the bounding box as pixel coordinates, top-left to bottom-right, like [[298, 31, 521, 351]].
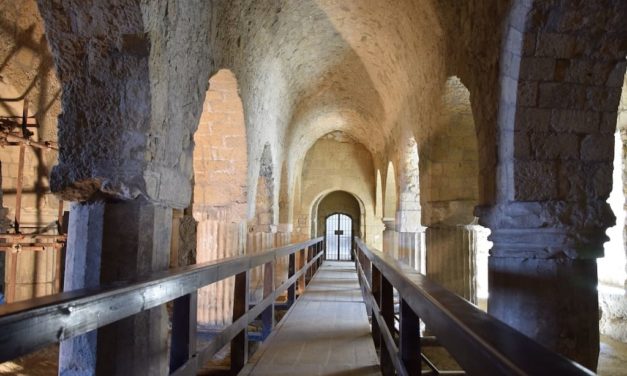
[[0, 98, 66, 302]]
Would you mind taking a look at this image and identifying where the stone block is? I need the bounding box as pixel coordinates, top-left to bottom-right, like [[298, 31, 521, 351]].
[[529, 132, 561, 159], [515, 107, 551, 132], [518, 80, 538, 106], [563, 59, 615, 85], [585, 86, 622, 112], [522, 32, 536, 56], [550, 109, 599, 133], [514, 160, 557, 200], [607, 61, 627, 88], [538, 82, 586, 109], [535, 33, 577, 58], [513, 131, 530, 159], [557, 133, 579, 159], [600, 112, 618, 134], [591, 162, 613, 199], [520, 57, 555, 81], [580, 134, 614, 161]]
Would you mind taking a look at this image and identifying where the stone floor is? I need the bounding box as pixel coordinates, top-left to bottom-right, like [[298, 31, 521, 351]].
[[239, 261, 381, 376]]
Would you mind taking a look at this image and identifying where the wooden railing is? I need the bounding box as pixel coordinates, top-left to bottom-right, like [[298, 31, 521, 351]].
[[0, 236, 325, 375], [354, 238, 595, 376]]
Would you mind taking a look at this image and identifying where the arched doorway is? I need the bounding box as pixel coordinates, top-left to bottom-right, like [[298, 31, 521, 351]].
[[325, 213, 353, 261]]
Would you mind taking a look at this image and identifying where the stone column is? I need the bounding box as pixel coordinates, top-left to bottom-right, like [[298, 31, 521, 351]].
[[96, 197, 172, 376], [382, 219, 398, 256], [59, 202, 104, 376], [425, 225, 477, 303], [477, 201, 613, 370], [196, 211, 244, 330], [397, 204, 424, 272], [398, 231, 424, 272]]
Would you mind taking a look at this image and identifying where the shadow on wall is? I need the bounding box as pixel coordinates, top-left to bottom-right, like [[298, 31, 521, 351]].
[[0, 6, 61, 231]]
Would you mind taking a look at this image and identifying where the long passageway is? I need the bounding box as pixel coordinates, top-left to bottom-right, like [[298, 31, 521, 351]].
[[240, 261, 381, 376]]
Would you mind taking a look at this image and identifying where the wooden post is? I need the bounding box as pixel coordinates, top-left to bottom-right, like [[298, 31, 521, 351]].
[[231, 270, 249, 373], [318, 241, 323, 268], [261, 261, 274, 339], [371, 266, 381, 350], [169, 292, 197, 373], [305, 246, 312, 284], [288, 252, 296, 305], [380, 275, 395, 376], [400, 297, 421, 374], [55, 210, 69, 293], [298, 248, 306, 291]]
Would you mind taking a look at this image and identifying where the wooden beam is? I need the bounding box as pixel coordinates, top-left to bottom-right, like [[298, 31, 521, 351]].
[[354, 238, 595, 376], [0, 237, 323, 362]]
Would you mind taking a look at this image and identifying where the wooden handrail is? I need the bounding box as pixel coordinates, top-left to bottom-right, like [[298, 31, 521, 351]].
[[354, 238, 595, 376], [0, 236, 324, 367]]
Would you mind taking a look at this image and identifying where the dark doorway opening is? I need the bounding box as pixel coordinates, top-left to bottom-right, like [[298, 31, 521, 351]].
[[325, 213, 353, 261]]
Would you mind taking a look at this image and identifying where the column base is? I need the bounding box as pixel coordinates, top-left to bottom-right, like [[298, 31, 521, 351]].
[[488, 256, 599, 371]]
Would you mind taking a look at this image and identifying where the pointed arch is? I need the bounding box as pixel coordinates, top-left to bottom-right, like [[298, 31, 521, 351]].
[[375, 169, 383, 218], [383, 161, 398, 220], [193, 69, 248, 222]]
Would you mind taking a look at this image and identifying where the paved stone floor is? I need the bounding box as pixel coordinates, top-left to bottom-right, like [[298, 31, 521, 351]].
[[239, 261, 381, 376]]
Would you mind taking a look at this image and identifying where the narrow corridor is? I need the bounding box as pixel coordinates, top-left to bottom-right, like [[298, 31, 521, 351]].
[[241, 262, 380, 376]]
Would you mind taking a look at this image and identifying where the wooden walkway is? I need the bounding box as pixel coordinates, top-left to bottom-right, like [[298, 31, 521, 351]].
[[240, 261, 381, 376]]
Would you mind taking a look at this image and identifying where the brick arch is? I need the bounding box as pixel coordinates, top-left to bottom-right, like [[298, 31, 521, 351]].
[[192, 69, 248, 222]]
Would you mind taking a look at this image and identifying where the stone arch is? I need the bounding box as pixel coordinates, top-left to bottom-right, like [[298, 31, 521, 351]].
[[383, 161, 398, 220], [310, 189, 366, 241], [478, 0, 627, 369]]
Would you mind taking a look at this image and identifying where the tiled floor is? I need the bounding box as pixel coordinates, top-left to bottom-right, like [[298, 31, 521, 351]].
[[239, 261, 381, 376]]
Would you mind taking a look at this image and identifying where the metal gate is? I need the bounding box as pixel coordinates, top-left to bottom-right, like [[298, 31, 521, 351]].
[[325, 214, 353, 261]]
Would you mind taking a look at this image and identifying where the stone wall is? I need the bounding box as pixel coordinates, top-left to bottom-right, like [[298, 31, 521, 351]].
[[295, 133, 381, 246]]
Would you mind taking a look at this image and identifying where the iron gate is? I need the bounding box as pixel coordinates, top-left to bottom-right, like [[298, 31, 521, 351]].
[[325, 213, 353, 261]]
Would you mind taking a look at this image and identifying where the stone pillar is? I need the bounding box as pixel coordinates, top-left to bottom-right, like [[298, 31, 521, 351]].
[[274, 224, 292, 290], [425, 225, 477, 303], [489, 257, 598, 367], [382, 219, 398, 256], [59, 202, 104, 376], [398, 231, 424, 272], [196, 213, 244, 330], [96, 197, 172, 376], [397, 204, 424, 272], [478, 201, 614, 370]]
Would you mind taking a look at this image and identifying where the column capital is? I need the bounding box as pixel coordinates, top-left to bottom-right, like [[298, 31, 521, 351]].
[[475, 200, 615, 259], [382, 218, 397, 231]]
